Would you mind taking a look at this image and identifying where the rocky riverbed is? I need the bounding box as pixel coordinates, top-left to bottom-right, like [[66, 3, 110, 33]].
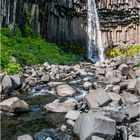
[[0, 56, 140, 140]]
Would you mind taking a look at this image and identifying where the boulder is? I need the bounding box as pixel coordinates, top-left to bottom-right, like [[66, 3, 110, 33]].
[[11, 75, 21, 89], [2, 75, 13, 93], [56, 84, 76, 96], [105, 84, 113, 92], [136, 81, 140, 95], [74, 113, 116, 140], [95, 68, 105, 75], [65, 110, 80, 121], [66, 119, 75, 127], [121, 92, 139, 105], [17, 134, 33, 140], [127, 79, 137, 91], [117, 63, 129, 76], [41, 74, 50, 83], [105, 71, 121, 84], [84, 88, 112, 109], [44, 98, 76, 112], [119, 81, 129, 90], [0, 97, 30, 113], [83, 82, 92, 90], [113, 85, 120, 94], [103, 107, 126, 123], [108, 92, 121, 102], [0, 73, 4, 81], [129, 135, 140, 140], [128, 69, 136, 79], [92, 136, 105, 140], [79, 69, 87, 77], [128, 103, 140, 119], [47, 82, 66, 88], [130, 121, 140, 137], [0, 83, 2, 94]]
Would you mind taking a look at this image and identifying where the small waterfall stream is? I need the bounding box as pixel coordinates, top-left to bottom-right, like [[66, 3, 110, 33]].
[[87, 0, 105, 62]]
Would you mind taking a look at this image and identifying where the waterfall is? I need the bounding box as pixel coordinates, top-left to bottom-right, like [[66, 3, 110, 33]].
[[87, 0, 105, 62]]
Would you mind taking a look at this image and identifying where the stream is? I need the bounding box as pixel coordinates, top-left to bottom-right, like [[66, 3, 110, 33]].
[[1, 93, 79, 140]]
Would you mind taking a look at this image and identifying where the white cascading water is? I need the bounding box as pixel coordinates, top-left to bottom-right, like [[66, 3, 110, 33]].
[[87, 0, 105, 62]]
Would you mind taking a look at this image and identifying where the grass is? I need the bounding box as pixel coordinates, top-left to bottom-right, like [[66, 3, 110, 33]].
[[0, 28, 79, 74]]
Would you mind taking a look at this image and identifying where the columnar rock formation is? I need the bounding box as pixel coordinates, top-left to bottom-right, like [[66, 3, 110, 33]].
[[1, 0, 140, 47], [97, 0, 140, 47]]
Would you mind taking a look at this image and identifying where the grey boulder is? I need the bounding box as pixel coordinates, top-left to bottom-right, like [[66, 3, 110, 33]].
[[2, 75, 13, 93], [0, 97, 30, 113], [74, 113, 116, 140]]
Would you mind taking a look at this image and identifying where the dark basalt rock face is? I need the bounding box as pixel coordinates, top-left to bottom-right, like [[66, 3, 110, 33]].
[[1, 0, 140, 47]]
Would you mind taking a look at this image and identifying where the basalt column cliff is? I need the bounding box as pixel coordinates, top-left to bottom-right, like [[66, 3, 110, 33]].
[[97, 0, 140, 47], [1, 0, 140, 47]]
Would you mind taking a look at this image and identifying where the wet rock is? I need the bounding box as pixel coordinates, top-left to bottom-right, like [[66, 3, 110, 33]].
[[17, 134, 33, 140], [34, 128, 73, 140], [41, 74, 50, 83], [128, 103, 140, 119], [61, 125, 67, 132], [84, 88, 112, 109], [56, 84, 76, 97], [113, 85, 120, 94], [83, 82, 92, 90], [45, 137, 52, 140], [127, 79, 137, 92], [47, 82, 66, 88], [65, 110, 80, 121], [2, 75, 13, 94], [74, 113, 116, 140], [121, 91, 139, 105], [0, 97, 30, 113], [11, 75, 21, 89], [92, 136, 105, 140], [44, 98, 76, 112]]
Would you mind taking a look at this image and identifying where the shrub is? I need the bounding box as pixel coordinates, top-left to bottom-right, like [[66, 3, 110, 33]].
[[107, 45, 140, 58]]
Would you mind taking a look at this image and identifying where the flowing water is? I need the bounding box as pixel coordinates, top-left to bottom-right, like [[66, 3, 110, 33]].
[[1, 94, 79, 140], [87, 0, 105, 62]]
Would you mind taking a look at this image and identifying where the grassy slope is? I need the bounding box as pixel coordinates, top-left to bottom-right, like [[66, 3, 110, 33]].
[[0, 28, 79, 74]]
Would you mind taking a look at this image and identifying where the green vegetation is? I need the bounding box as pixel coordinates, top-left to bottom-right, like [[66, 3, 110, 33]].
[[0, 28, 79, 74], [59, 43, 87, 58], [107, 44, 140, 58]]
